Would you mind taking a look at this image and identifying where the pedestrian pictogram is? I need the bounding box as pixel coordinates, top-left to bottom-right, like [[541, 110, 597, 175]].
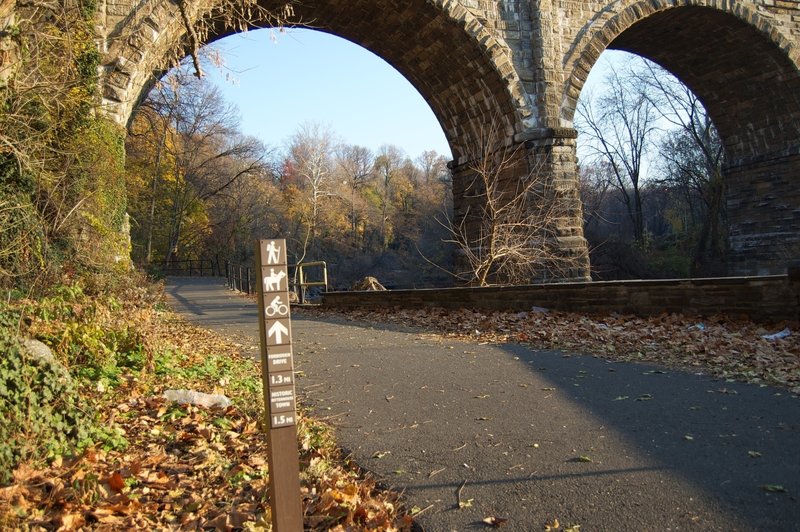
[[265, 240, 283, 265]]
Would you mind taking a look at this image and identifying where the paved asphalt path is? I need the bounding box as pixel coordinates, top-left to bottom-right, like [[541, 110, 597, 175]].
[[165, 277, 800, 531]]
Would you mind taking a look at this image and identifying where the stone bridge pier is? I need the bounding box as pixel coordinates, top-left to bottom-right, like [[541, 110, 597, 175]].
[[450, 126, 589, 282], [96, 0, 800, 280]]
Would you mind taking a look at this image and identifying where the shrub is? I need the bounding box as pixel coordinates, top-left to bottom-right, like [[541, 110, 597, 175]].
[[0, 307, 96, 484]]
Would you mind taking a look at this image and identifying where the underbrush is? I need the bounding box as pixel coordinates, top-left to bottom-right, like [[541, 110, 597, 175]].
[[0, 275, 411, 530], [0, 281, 141, 484]]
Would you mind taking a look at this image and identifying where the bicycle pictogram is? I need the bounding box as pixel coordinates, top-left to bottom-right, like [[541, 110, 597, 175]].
[[265, 295, 289, 317]]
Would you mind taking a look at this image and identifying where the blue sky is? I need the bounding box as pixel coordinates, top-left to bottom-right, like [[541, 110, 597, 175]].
[[205, 29, 450, 159], [205, 28, 618, 160]]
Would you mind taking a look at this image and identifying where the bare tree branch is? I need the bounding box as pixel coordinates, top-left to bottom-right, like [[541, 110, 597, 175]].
[[440, 118, 579, 286]]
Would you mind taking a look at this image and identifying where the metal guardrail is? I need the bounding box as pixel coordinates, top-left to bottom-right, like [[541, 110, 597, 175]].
[[225, 260, 328, 303], [296, 261, 328, 303]]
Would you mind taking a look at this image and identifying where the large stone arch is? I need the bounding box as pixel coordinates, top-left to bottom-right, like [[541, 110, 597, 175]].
[[561, 0, 800, 275], [100, 0, 593, 282], [101, 0, 532, 161]]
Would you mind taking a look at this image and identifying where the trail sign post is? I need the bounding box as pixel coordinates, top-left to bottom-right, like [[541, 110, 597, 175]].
[[256, 239, 303, 530]]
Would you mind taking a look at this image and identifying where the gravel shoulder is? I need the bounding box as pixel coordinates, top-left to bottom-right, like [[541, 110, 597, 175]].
[[166, 277, 800, 531]]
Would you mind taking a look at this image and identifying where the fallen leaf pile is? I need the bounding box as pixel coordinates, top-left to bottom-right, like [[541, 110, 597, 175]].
[[1, 394, 410, 530], [1, 287, 413, 531], [2, 398, 270, 529], [305, 307, 800, 394]]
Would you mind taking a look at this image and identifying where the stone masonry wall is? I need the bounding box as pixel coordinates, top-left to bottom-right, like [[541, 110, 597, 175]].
[[99, 0, 800, 134], [0, 0, 17, 87], [524, 128, 590, 280], [727, 153, 800, 275], [323, 275, 800, 323], [551, 1, 800, 127]]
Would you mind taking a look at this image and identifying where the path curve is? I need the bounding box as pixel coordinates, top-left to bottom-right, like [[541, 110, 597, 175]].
[[165, 277, 800, 531]]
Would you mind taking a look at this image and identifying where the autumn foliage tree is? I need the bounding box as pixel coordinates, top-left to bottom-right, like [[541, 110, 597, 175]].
[[1, 0, 130, 286], [637, 62, 726, 274], [577, 61, 659, 244], [335, 144, 374, 249], [126, 81, 453, 287], [126, 70, 269, 267], [284, 123, 338, 264], [277, 131, 452, 287]]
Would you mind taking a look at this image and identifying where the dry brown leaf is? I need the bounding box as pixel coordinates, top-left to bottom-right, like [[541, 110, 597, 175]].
[[107, 471, 125, 493], [483, 515, 509, 527]]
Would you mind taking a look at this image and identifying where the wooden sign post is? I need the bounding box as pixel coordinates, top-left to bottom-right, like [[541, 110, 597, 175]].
[[255, 239, 303, 531]]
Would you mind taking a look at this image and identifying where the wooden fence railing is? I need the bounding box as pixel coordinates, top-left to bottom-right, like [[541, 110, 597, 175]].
[[226, 262, 256, 295], [155, 259, 224, 277], [225, 260, 328, 302], [149, 257, 328, 303]]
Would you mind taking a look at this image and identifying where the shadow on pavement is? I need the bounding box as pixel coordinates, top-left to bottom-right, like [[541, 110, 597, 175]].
[[496, 341, 800, 531], [165, 278, 800, 531], [294, 311, 800, 530]]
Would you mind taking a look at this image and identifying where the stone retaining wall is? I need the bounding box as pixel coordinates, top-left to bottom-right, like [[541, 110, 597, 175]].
[[323, 275, 799, 322]]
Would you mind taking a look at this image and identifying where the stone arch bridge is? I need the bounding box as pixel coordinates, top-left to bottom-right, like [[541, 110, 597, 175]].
[[98, 0, 800, 280]]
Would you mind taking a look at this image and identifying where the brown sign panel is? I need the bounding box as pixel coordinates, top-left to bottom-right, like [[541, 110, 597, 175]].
[[271, 412, 297, 428], [267, 351, 293, 372], [269, 371, 294, 387], [262, 239, 287, 266], [262, 266, 290, 293], [265, 318, 293, 347], [269, 386, 297, 413], [256, 239, 303, 531], [263, 293, 290, 319]]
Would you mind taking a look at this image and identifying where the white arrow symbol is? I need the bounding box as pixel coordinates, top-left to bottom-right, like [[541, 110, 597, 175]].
[[268, 321, 289, 344]]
